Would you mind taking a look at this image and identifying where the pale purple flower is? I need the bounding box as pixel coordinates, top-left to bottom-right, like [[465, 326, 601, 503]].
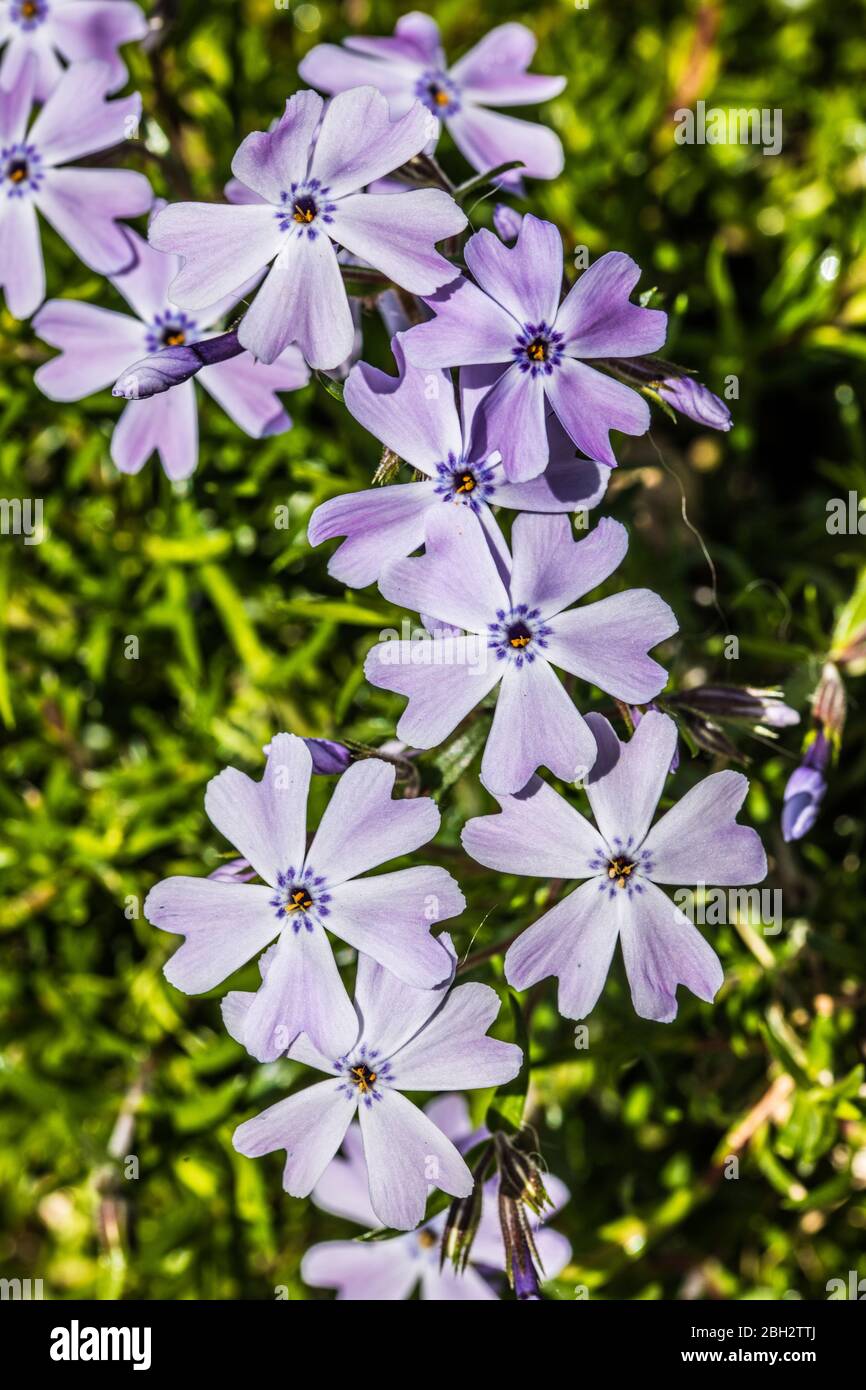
[[301, 1095, 571, 1298], [0, 56, 151, 319], [227, 940, 522, 1230], [365, 510, 677, 795], [462, 711, 768, 1023], [33, 229, 309, 479], [402, 215, 667, 479], [308, 336, 607, 588], [299, 15, 565, 190], [148, 87, 467, 369], [144, 734, 462, 1060], [781, 729, 830, 843], [0, 0, 147, 100]]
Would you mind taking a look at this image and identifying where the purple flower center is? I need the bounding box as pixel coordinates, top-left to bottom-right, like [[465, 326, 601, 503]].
[[589, 837, 655, 898], [335, 1045, 393, 1107], [1, 143, 43, 199], [414, 69, 461, 117], [12, 0, 49, 30], [145, 309, 199, 354], [276, 179, 336, 241], [488, 605, 553, 668], [269, 866, 330, 932], [512, 322, 564, 378], [433, 452, 497, 513]]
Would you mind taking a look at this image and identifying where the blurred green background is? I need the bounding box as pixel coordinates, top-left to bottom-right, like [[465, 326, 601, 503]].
[[1, 0, 866, 1300]]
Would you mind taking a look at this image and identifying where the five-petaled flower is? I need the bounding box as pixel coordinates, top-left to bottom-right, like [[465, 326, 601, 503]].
[[402, 214, 667, 479], [308, 336, 607, 588], [148, 86, 468, 369], [462, 710, 768, 1022], [0, 56, 151, 319], [299, 14, 565, 191], [301, 1094, 571, 1298], [226, 939, 522, 1230], [0, 0, 147, 100], [33, 228, 309, 479], [365, 509, 677, 795], [144, 733, 463, 1061]]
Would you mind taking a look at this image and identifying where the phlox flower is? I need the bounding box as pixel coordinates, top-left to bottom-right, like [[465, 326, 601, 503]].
[[402, 214, 667, 479], [226, 939, 522, 1230], [0, 56, 151, 318], [33, 228, 309, 480], [301, 1095, 571, 1300], [462, 711, 768, 1022], [365, 509, 677, 795], [299, 14, 565, 190], [144, 733, 463, 1061], [0, 0, 146, 99], [308, 336, 607, 588], [148, 87, 468, 369]]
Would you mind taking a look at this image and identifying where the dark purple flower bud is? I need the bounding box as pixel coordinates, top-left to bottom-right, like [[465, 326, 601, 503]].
[[672, 685, 800, 730], [208, 857, 256, 883], [493, 204, 524, 244], [656, 375, 732, 431], [781, 730, 831, 843], [303, 737, 353, 775], [112, 331, 243, 400]]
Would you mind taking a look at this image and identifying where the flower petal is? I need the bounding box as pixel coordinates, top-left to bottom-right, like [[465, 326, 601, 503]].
[[197, 345, 308, 438], [0, 195, 44, 319], [582, 710, 678, 850], [447, 104, 564, 185], [421, 1263, 498, 1300], [618, 879, 724, 1022], [143, 877, 276, 993], [308, 481, 433, 589], [402, 275, 518, 367], [239, 923, 358, 1061], [328, 867, 461, 987], [36, 165, 150, 273], [110, 381, 199, 481], [378, 502, 509, 632], [642, 769, 767, 886], [306, 756, 440, 887], [309, 86, 429, 199], [299, 44, 419, 108], [482, 658, 597, 795], [204, 732, 311, 889], [0, 49, 36, 144], [150, 201, 282, 311], [302, 1240, 419, 1300], [238, 232, 354, 368], [472, 361, 549, 482], [464, 216, 563, 327], [29, 60, 141, 164], [556, 251, 667, 358], [344, 336, 462, 470], [310, 1123, 379, 1228], [449, 23, 564, 105], [233, 1078, 354, 1199], [329, 188, 465, 296], [390, 982, 521, 1091], [365, 635, 501, 749], [544, 356, 650, 467], [108, 226, 178, 321], [359, 1089, 472, 1230], [49, 2, 148, 92], [353, 940, 456, 1061], [230, 91, 323, 202], [504, 877, 619, 1018], [545, 590, 677, 702], [33, 300, 143, 400], [462, 774, 599, 879], [510, 514, 627, 619]]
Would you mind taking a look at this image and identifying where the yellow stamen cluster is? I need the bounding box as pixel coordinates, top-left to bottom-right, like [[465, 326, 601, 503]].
[[607, 857, 634, 890], [456, 473, 476, 493], [287, 888, 313, 912], [293, 203, 315, 223], [350, 1064, 377, 1094]]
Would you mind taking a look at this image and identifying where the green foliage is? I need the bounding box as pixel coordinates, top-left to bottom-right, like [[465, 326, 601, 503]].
[[1, 0, 865, 1302]]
